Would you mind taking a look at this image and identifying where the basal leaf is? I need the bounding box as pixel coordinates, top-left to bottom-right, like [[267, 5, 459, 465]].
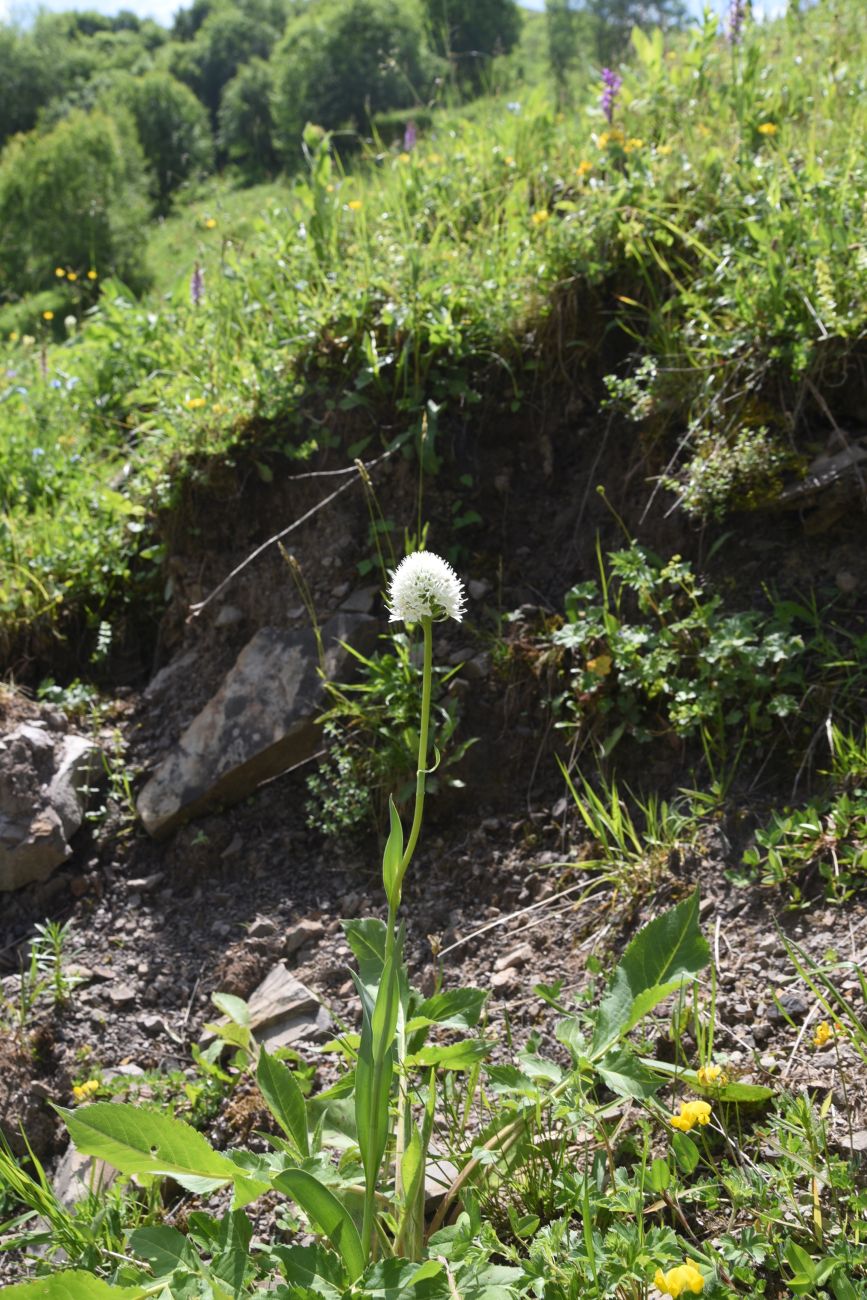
[[0, 1275, 148, 1299], [273, 1168, 365, 1282], [57, 1103, 265, 1197], [591, 890, 709, 1057]]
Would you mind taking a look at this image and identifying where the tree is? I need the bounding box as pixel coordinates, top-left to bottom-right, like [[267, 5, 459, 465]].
[[218, 58, 278, 180], [166, 0, 289, 120], [422, 0, 522, 93], [585, 0, 687, 62], [272, 0, 433, 164], [0, 109, 150, 297], [106, 72, 214, 211], [0, 27, 54, 145]]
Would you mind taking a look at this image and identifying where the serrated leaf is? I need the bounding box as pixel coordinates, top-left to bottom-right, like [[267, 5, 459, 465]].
[[0, 1275, 148, 1300], [591, 890, 709, 1057], [257, 1049, 309, 1157], [129, 1225, 195, 1276], [273, 1168, 364, 1282], [56, 1103, 266, 1198]]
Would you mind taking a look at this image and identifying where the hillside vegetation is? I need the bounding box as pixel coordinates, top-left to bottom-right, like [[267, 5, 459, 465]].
[[1, 0, 865, 670]]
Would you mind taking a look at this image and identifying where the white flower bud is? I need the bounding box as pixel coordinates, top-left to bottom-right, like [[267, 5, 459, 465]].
[[387, 551, 465, 624]]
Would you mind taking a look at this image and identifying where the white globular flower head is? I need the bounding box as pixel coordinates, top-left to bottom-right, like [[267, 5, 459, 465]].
[[387, 551, 466, 624]]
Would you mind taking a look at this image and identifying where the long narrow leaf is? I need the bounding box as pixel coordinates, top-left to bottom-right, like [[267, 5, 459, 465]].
[[273, 1168, 365, 1282]]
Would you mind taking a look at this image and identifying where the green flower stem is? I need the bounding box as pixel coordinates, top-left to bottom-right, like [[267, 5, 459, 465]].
[[394, 615, 433, 1253], [400, 615, 434, 884]]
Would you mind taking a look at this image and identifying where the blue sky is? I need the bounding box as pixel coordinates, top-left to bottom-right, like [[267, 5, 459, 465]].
[[2, 0, 780, 30]]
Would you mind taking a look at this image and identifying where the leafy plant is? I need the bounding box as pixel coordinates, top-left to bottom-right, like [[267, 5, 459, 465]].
[[546, 539, 804, 759], [306, 630, 475, 837]]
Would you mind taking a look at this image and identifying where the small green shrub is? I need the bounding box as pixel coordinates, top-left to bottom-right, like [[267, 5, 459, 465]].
[[105, 71, 213, 211], [743, 728, 867, 904], [306, 630, 473, 836], [0, 108, 150, 297], [546, 540, 804, 756], [271, 0, 436, 161]]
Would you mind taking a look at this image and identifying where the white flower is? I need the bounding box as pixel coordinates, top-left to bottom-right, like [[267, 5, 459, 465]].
[[64, 315, 77, 333], [387, 551, 466, 624]]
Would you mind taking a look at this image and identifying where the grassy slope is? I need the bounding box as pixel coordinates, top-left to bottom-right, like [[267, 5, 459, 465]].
[[0, 0, 865, 662]]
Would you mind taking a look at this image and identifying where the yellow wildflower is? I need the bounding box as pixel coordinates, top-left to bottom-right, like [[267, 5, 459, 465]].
[[657, 144, 673, 156], [212, 402, 226, 415], [696, 1064, 725, 1088], [758, 122, 778, 135], [55, 267, 66, 278], [67, 271, 78, 282], [654, 1260, 704, 1296], [813, 1021, 833, 1048], [670, 1099, 712, 1131], [504, 155, 515, 165], [185, 396, 207, 410], [204, 217, 217, 229], [42, 310, 54, 321], [398, 151, 411, 164], [72, 1080, 99, 1102], [87, 269, 98, 280], [347, 199, 363, 211], [531, 210, 550, 226], [326, 183, 334, 192], [624, 137, 644, 153], [576, 159, 592, 177], [9, 331, 19, 342]]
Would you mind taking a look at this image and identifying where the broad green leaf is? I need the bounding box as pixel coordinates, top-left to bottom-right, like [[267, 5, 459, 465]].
[[382, 796, 404, 910], [57, 1103, 266, 1198], [211, 992, 251, 1028], [270, 1243, 345, 1295], [407, 1039, 493, 1071], [407, 988, 487, 1032], [591, 891, 709, 1057], [671, 1131, 699, 1174], [273, 1168, 364, 1282], [596, 1048, 662, 1098], [129, 1225, 196, 1276], [203, 1021, 251, 1053], [649, 1157, 671, 1192], [257, 1048, 309, 1157], [0, 1275, 147, 1299]]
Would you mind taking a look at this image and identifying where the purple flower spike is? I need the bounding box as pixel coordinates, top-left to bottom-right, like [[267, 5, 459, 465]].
[[403, 120, 417, 152], [190, 261, 205, 307], [728, 0, 747, 43], [600, 68, 623, 125]]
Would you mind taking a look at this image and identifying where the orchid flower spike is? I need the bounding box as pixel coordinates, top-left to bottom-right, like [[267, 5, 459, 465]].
[[387, 551, 466, 624]]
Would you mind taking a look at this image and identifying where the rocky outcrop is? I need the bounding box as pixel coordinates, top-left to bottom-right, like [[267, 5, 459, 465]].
[[0, 720, 100, 892], [137, 613, 375, 838]]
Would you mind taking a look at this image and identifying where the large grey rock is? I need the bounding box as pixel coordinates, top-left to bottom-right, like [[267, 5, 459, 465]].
[[137, 614, 374, 838], [247, 962, 332, 1051], [0, 723, 100, 892]]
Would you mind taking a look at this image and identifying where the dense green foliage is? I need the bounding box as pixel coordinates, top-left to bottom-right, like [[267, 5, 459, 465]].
[[0, 109, 149, 300], [105, 71, 214, 209]]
